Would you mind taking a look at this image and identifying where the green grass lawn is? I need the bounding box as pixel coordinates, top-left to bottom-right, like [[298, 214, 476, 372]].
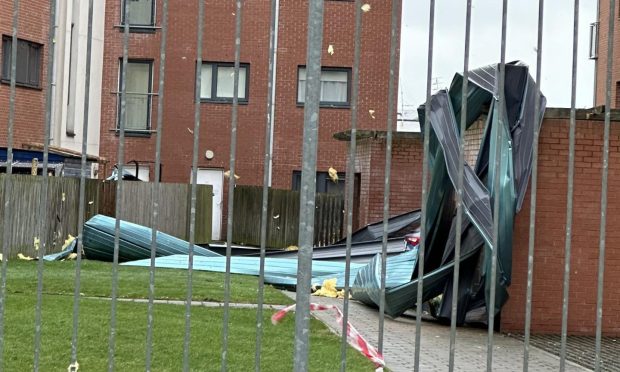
[[6, 260, 293, 305], [3, 293, 376, 371], [0, 261, 377, 370]]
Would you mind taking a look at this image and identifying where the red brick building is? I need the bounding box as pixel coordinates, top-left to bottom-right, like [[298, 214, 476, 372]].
[[99, 0, 399, 239], [595, 0, 620, 107], [0, 0, 50, 149]]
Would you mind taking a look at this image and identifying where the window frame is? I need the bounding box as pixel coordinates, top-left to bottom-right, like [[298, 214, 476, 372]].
[[1, 35, 43, 89], [200, 61, 250, 104], [120, 0, 157, 29], [296, 66, 352, 108], [116, 58, 154, 133]]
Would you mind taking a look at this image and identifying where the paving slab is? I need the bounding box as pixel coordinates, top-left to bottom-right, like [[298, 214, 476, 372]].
[[282, 292, 591, 372]]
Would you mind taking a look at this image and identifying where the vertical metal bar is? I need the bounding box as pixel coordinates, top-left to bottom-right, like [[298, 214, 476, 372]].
[[595, 0, 615, 369], [221, 1, 243, 370], [293, 1, 324, 370], [524, 0, 546, 371], [255, 0, 278, 369], [488, 1, 508, 370], [108, 1, 131, 370], [33, 0, 58, 369], [71, 0, 94, 365], [339, 0, 364, 369], [414, 1, 434, 370], [145, 0, 169, 370], [183, 0, 204, 369], [0, 0, 19, 363], [559, 1, 579, 371], [378, 0, 400, 355], [448, 1, 472, 370]]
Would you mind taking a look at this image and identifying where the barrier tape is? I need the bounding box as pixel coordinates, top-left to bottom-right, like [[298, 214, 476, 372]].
[[271, 303, 386, 371]]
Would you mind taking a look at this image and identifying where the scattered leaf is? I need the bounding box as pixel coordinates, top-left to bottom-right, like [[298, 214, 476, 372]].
[[224, 170, 240, 180], [368, 109, 376, 119], [328, 167, 339, 183], [18, 253, 35, 261]]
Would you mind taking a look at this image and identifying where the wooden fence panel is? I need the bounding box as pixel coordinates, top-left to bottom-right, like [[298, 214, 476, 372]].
[[232, 185, 343, 248], [0, 175, 212, 258], [98, 181, 212, 244]]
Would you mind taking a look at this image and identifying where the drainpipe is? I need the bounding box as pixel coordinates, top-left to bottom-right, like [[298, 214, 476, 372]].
[[267, 0, 280, 187]]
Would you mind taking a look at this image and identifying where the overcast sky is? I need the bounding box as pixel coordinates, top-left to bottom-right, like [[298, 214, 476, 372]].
[[399, 0, 598, 117]]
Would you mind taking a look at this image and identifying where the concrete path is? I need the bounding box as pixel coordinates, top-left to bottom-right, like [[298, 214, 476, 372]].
[[282, 292, 591, 372]]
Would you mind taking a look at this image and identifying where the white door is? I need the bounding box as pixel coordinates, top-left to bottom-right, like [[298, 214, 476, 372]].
[[196, 169, 224, 241]]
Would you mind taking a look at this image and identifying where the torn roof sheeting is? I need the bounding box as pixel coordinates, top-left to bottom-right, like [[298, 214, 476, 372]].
[[352, 62, 546, 321]]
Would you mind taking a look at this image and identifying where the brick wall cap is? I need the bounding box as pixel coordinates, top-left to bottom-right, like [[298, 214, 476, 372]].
[[545, 106, 620, 121]]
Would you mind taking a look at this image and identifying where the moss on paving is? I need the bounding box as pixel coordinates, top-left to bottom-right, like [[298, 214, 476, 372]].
[[6, 260, 293, 305]]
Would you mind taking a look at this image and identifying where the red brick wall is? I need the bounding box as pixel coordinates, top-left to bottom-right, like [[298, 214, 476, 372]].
[[596, 0, 620, 108], [0, 0, 50, 148], [502, 114, 620, 336], [355, 134, 423, 227], [99, 0, 399, 235]]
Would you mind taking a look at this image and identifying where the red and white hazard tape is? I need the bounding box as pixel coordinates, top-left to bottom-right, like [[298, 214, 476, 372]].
[[271, 303, 386, 371]]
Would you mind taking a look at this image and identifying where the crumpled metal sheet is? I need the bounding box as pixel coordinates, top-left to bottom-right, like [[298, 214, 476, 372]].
[[82, 215, 220, 262], [352, 62, 546, 322]]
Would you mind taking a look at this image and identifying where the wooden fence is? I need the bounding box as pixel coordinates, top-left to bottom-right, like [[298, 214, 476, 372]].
[[232, 186, 344, 248], [0, 175, 212, 258]]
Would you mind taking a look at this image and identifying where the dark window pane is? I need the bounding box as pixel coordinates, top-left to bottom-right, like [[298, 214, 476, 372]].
[[123, 0, 154, 26], [1, 36, 42, 88]]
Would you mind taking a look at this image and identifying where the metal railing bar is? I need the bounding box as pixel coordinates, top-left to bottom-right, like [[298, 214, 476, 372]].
[[221, 1, 243, 370], [488, 1, 508, 370], [0, 0, 19, 365], [71, 0, 94, 366], [33, 0, 58, 369], [145, 0, 169, 370], [183, 0, 205, 370], [254, 0, 278, 369], [524, 0, 546, 370], [559, 1, 578, 371], [448, 1, 472, 370], [415, 0, 435, 370], [340, 0, 363, 369], [293, 1, 324, 370], [595, 0, 615, 369], [107, 1, 131, 369], [378, 0, 401, 356]]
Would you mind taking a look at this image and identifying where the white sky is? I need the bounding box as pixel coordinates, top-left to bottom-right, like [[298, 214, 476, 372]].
[[398, 0, 598, 117]]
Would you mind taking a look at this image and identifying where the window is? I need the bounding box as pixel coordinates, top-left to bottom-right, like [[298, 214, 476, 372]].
[[200, 62, 249, 102], [117, 60, 153, 131], [122, 0, 155, 27], [292, 171, 346, 195], [1, 36, 42, 88], [297, 67, 350, 106]]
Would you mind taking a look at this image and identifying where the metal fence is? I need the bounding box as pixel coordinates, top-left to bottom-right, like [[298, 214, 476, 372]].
[[0, 0, 615, 371]]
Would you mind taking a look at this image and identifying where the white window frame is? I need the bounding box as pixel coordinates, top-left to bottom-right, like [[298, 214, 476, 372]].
[[297, 66, 351, 107], [200, 62, 250, 103]]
